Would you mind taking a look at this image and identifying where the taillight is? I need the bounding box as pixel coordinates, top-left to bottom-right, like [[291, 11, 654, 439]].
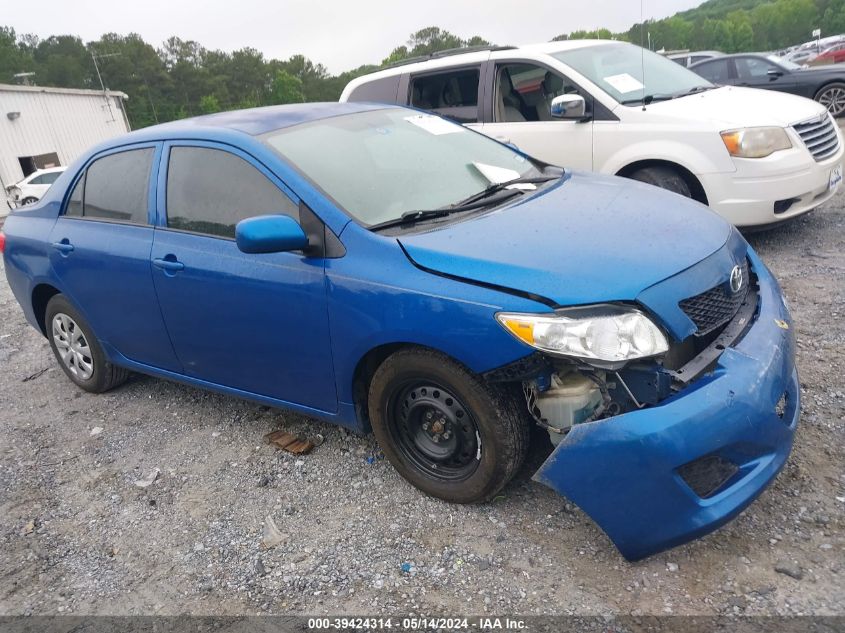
[[0, 231, 5, 254]]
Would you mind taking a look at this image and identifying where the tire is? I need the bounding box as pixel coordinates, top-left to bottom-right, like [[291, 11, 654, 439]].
[[368, 348, 530, 504], [45, 294, 130, 393], [21, 197, 38, 206], [627, 166, 691, 198], [814, 82, 845, 118]]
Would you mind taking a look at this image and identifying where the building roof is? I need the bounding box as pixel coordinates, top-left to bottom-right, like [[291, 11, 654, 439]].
[[0, 83, 128, 99]]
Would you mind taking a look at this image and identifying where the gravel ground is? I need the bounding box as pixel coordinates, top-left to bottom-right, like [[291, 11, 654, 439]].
[[0, 194, 843, 618]]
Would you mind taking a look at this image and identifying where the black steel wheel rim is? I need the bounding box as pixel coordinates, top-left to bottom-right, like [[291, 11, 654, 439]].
[[387, 381, 481, 482]]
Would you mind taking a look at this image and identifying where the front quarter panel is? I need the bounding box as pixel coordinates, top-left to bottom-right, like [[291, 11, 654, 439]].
[[327, 225, 549, 417]]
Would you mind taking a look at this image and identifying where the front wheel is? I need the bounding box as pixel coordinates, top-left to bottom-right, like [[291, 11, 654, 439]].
[[628, 166, 691, 198], [368, 348, 530, 504], [45, 294, 130, 393], [20, 196, 38, 206], [815, 82, 845, 118]]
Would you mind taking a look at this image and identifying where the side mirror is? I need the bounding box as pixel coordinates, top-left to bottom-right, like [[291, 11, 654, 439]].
[[550, 94, 587, 120], [235, 214, 309, 254], [767, 68, 784, 80]]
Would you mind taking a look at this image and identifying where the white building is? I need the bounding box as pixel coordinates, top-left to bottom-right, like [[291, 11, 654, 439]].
[[1, 83, 131, 212]]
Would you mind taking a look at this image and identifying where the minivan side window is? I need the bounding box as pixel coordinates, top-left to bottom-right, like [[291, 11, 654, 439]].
[[409, 68, 480, 123], [64, 149, 153, 224], [494, 63, 587, 123], [166, 147, 298, 239]]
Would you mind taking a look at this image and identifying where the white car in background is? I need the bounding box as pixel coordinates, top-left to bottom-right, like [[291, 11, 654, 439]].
[[341, 40, 844, 228], [5, 167, 65, 206]]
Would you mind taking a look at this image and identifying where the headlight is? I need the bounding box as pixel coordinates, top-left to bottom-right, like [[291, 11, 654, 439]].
[[496, 305, 669, 364], [720, 127, 792, 158]]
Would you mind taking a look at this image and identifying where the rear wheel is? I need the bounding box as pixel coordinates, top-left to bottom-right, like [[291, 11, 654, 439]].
[[45, 294, 130, 393], [368, 348, 530, 504], [815, 82, 845, 117], [628, 166, 691, 198]]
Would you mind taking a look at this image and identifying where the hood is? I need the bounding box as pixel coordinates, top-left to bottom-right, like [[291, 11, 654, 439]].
[[643, 85, 827, 128], [398, 172, 731, 308]]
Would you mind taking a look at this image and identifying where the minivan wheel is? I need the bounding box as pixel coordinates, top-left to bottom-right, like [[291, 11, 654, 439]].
[[45, 294, 130, 393], [368, 348, 530, 504], [628, 166, 691, 198], [815, 83, 845, 117]]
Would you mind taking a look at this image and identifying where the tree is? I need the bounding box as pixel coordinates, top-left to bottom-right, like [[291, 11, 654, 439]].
[[269, 70, 304, 104], [199, 94, 221, 114]]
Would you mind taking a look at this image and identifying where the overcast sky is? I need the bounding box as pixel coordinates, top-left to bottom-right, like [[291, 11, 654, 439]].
[[11, 0, 703, 74]]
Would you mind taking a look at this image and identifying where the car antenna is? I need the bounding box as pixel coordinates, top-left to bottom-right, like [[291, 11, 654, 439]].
[[641, 0, 647, 111]]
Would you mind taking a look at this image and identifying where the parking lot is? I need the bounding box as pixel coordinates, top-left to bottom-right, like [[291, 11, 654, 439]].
[[0, 192, 843, 617]]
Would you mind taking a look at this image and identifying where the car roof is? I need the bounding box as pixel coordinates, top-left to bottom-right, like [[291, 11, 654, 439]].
[[120, 101, 392, 142], [351, 39, 623, 82]]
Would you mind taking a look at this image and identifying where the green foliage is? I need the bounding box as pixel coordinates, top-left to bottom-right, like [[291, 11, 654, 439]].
[[381, 26, 495, 65], [270, 70, 304, 105], [552, 0, 836, 54]]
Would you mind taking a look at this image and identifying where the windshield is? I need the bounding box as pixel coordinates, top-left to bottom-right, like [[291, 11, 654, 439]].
[[263, 108, 540, 227], [767, 54, 801, 70], [551, 42, 713, 105]]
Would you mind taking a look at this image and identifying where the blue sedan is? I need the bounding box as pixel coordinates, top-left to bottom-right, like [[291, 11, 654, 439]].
[[0, 102, 798, 560]]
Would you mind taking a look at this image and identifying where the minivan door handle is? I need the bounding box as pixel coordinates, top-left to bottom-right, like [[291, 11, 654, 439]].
[[51, 239, 74, 254], [152, 256, 185, 273]]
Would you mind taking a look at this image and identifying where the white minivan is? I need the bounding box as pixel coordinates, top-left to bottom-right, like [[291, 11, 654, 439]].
[[341, 40, 844, 227]]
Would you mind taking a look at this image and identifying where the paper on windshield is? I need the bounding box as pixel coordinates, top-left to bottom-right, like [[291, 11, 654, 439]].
[[404, 114, 465, 135], [603, 73, 645, 94], [471, 162, 535, 189]]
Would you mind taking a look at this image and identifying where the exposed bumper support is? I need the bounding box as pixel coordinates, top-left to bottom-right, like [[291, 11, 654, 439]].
[[533, 250, 798, 560]]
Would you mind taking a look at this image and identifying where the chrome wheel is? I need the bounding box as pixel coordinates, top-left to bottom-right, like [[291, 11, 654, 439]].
[[818, 85, 845, 117], [52, 313, 94, 380]]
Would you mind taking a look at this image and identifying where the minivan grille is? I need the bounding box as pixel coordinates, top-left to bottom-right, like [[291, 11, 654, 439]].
[[793, 114, 840, 161], [679, 260, 750, 335]]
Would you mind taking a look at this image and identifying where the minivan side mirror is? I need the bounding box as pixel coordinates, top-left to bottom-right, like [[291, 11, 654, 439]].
[[235, 214, 309, 254], [550, 94, 587, 120]]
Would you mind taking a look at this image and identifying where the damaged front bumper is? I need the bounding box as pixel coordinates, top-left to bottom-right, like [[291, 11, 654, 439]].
[[533, 250, 799, 560]]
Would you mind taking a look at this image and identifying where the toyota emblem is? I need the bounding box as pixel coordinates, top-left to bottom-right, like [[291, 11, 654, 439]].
[[729, 265, 744, 294]]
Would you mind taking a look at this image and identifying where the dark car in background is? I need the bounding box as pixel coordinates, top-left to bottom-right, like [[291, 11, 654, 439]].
[[690, 53, 845, 117]]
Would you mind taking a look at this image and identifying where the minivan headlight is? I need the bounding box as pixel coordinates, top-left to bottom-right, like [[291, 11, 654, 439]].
[[721, 127, 792, 158], [496, 306, 669, 364]]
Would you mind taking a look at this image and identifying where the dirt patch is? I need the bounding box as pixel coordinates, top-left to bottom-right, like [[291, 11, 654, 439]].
[[0, 198, 842, 616]]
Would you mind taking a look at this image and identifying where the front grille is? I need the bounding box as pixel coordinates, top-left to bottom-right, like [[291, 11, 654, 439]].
[[679, 260, 750, 336], [793, 114, 840, 161], [678, 455, 739, 498]]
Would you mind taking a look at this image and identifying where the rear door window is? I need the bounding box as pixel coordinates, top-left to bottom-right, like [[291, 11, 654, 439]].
[[409, 67, 480, 123], [165, 146, 298, 239], [693, 59, 731, 83], [65, 148, 153, 224]]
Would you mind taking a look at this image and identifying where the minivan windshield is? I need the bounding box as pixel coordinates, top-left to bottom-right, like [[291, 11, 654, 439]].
[[263, 108, 542, 227], [552, 42, 714, 105]]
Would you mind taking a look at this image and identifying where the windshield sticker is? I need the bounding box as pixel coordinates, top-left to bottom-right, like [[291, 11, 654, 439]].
[[471, 162, 534, 188], [404, 114, 465, 135], [603, 73, 645, 94]]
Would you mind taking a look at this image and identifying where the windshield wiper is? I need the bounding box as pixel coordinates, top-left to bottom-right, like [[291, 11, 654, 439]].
[[452, 174, 561, 208], [368, 172, 563, 232], [621, 94, 674, 106], [368, 189, 524, 232], [678, 85, 716, 97]]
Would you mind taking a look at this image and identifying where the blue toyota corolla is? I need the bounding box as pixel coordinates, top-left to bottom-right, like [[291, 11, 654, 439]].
[[1, 102, 798, 560]]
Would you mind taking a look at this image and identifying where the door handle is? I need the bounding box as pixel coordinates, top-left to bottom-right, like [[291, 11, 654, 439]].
[[51, 240, 74, 254], [152, 257, 184, 272]]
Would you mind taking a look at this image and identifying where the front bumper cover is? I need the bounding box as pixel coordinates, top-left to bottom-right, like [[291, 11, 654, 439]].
[[533, 249, 798, 560]]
